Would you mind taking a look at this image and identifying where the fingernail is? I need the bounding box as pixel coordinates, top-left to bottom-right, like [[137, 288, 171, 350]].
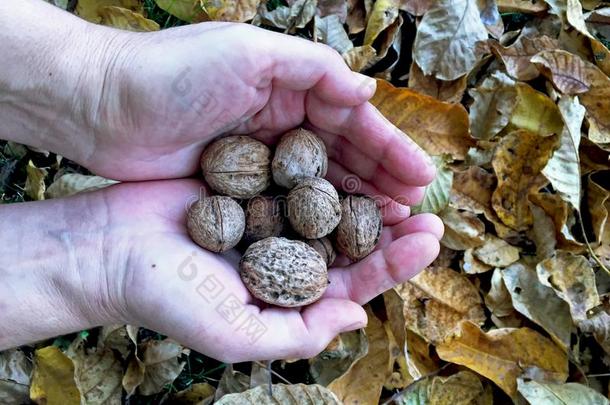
[[353, 73, 377, 99]]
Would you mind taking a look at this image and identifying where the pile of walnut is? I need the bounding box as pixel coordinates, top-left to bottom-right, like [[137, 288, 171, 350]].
[[187, 128, 383, 308]]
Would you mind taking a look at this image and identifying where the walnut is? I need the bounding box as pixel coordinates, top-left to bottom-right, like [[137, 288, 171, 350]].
[[335, 195, 382, 261], [240, 237, 328, 307], [305, 237, 337, 266], [186, 196, 245, 253], [287, 177, 341, 239], [272, 128, 328, 189], [243, 195, 286, 244], [201, 136, 271, 198]]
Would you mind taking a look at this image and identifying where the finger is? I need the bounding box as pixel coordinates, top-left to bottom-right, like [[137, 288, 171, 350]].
[[305, 100, 436, 186], [256, 29, 376, 106], [376, 213, 444, 251], [223, 298, 367, 362], [325, 232, 440, 304]]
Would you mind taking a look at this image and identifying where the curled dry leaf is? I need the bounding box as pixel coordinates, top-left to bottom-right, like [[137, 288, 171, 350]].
[[517, 378, 610, 405], [536, 251, 600, 322], [170, 382, 215, 404], [398, 0, 432, 15], [370, 80, 473, 159], [473, 234, 520, 267], [398, 370, 493, 404], [0, 349, 31, 405], [46, 173, 118, 199], [579, 296, 610, 354], [502, 262, 572, 350], [255, 0, 317, 29], [395, 267, 485, 344], [491, 130, 558, 231], [215, 364, 250, 400], [412, 155, 453, 215], [485, 268, 520, 326], [328, 307, 392, 404], [439, 206, 486, 250], [461, 248, 493, 274], [343, 45, 377, 72], [24, 160, 47, 201], [309, 330, 368, 386], [76, 0, 143, 23], [587, 176, 610, 245], [531, 50, 591, 94], [216, 383, 341, 404], [413, 0, 488, 80], [436, 321, 569, 398], [530, 191, 584, 251], [468, 71, 517, 140], [29, 346, 80, 405], [202, 0, 259, 22], [489, 35, 559, 80], [363, 0, 399, 46], [450, 166, 495, 215], [408, 62, 468, 104], [98, 6, 160, 31], [154, 0, 208, 22]]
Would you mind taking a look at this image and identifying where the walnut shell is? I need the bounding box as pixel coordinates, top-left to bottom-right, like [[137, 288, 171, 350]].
[[243, 195, 286, 244], [201, 136, 271, 198], [240, 237, 328, 307], [335, 195, 382, 261], [187, 196, 245, 253], [287, 177, 341, 239], [272, 128, 328, 189], [305, 237, 337, 266]]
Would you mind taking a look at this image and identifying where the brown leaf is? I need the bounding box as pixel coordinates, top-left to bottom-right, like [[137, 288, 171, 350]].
[[24, 160, 47, 201], [29, 346, 80, 405], [587, 176, 610, 245], [255, 0, 317, 29], [436, 321, 569, 398], [408, 62, 468, 103], [315, 15, 353, 54], [473, 234, 520, 266], [497, 0, 547, 13], [478, 0, 504, 38], [216, 383, 341, 404], [468, 72, 517, 140], [462, 248, 493, 274], [328, 307, 392, 405], [215, 365, 250, 400], [490, 35, 559, 80], [370, 80, 473, 159], [529, 203, 558, 260], [316, 0, 348, 20], [439, 207, 486, 250], [579, 295, 610, 354], [397, 370, 493, 404], [343, 45, 377, 72], [450, 166, 495, 215], [395, 267, 485, 343], [413, 0, 488, 80], [155, 0, 208, 22], [202, 0, 259, 21], [508, 83, 564, 138], [530, 192, 585, 251], [98, 6, 160, 31], [398, 0, 432, 15], [531, 50, 591, 94], [491, 130, 558, 231], [171, 382, 215, 404], [537, 251, 601, 322], [485, 268, 519, 322], [309, 330, 368, 386], [0, 349, 31, 405], [346, 0, 370, 34]]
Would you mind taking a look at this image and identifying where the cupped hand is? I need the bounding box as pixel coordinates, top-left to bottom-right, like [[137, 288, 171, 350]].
[[100, 180, 442, 362], [85, 22, 434, 206]]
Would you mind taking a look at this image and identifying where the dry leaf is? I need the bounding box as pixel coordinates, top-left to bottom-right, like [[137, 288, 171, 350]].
[[309, 330, 368, 386], [171, 382, 215, 404], [98, 6, 160, 30], [155, 0, 208, 22], [473, 234, 520, 266], [408, 62, 468, 103], [587, 176, 610, 245], [517, 378, 610, 404], [398, 370, 493, 404], [370, 80, 473, 159], [77, 0, 143, 23], [201, 0, 259, 21], [485, 268, 519, 321], [436, 321, 569, 398], [214, 364, 250, 399], [412, 155, 454, 215], [530, 191, 585, 251], [317, 0, 348, 21], [490, 35, 559, 80], [532, 50, 591, 94], [530, 203, 558, 260], [579, 296, 610, 354], [399, 0, 432, 15], [478, 0, 504, 38], [25, 160, 47, 201], [315, 15, 353, 54], [0, 349, 31, 405], [439, 207, 486, 250], [343, 45, 377, 71], [413, 0, 488, 80], [542, 96, 586, 211], [363, 0, 399, 46], [468, 72, 517, 140], [502, 262, 572, 350], [508, 83, 564, 138], [462, 248, 493, 273], [99, 325, 136, 360], [395, 267, 485, 343], [537, 251, 601, 321], [29, 346, 80, 405], [450, 166, 495, 214], [216, 383, 341, 404], [497, 0, 547, 12], [328, 307, 392, 405], [491, 130, 558, 230], [46, 173, 118, 199], [256, 0, 317, 29]]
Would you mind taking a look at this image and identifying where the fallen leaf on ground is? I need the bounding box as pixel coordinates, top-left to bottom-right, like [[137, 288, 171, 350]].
[[29, 346, 80, 405], [408, 62, 468, 103], [201, 0, 259, 22], [412, 155, 453, 215], [216, 383, 341, 404], [255, 0, 317, 29], [343, 45, 377, 71], [397, 370, 493, 404], [413, 0, 488, 80], [0, 349, 31, 405], [98, 6, 160, 30], [473, 234, 520, 266], [77, 0, 143, 23], [468, 72, 517, 140], [155, 0, 208, 22], [24, 160, 47, 201], [46, 173, 118, 199], [462, 248, 493, 274], [587, 176, 610, 245], [214, 364, 250, 399], [171, 382, 215, 404], [497, 0, 547, 12], [490, 35, 559, 80], [517, 378, 610, 404], [436, 321, 569, 398], [508, 83, 564, 138], [439, 207, 486, 250], [309, 330, 368, 386], [363, 0, 399, 46], [315, 15, 353, 54]]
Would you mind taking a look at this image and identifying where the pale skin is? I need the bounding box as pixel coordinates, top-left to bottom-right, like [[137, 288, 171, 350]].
[[0, 0, 443, 362]]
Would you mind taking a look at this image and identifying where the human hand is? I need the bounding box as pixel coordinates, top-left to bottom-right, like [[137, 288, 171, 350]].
[[97, 180, 442, 361]]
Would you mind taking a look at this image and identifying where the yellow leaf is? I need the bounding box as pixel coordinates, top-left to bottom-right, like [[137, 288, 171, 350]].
[[439, 207, 486, 250], [497, 0, 547, 12], [328, 307, 392, 405], [413, 0, 488, 80], [537, 251, 601, 321], [24, 160, 48, 201], [412, 155, 453, 215], [461, 248, 493, 274], [202, 0, 259, 21], [342, 45, 377, 72], [491, 130, 558, 231], [76, 0, 143, 23], [171, 382, 216, 403], [98, 6, 160, 31], [30, 346, 80, 405], [408, 62, 468, 104], [530, 191, 585, 251], [363, 0, 399, 46], [489, 35, 559, 80], [155, 0, 208, 22], [398, 370, 493, 404], [436, 321, 568, 398], [473, 234, 520, 267], [485, 268, 518, 321], [395, 267, 485, 343], [508, 83, 564, 138], [216, 383, 341, 404], [370, 80, 473, 159]]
